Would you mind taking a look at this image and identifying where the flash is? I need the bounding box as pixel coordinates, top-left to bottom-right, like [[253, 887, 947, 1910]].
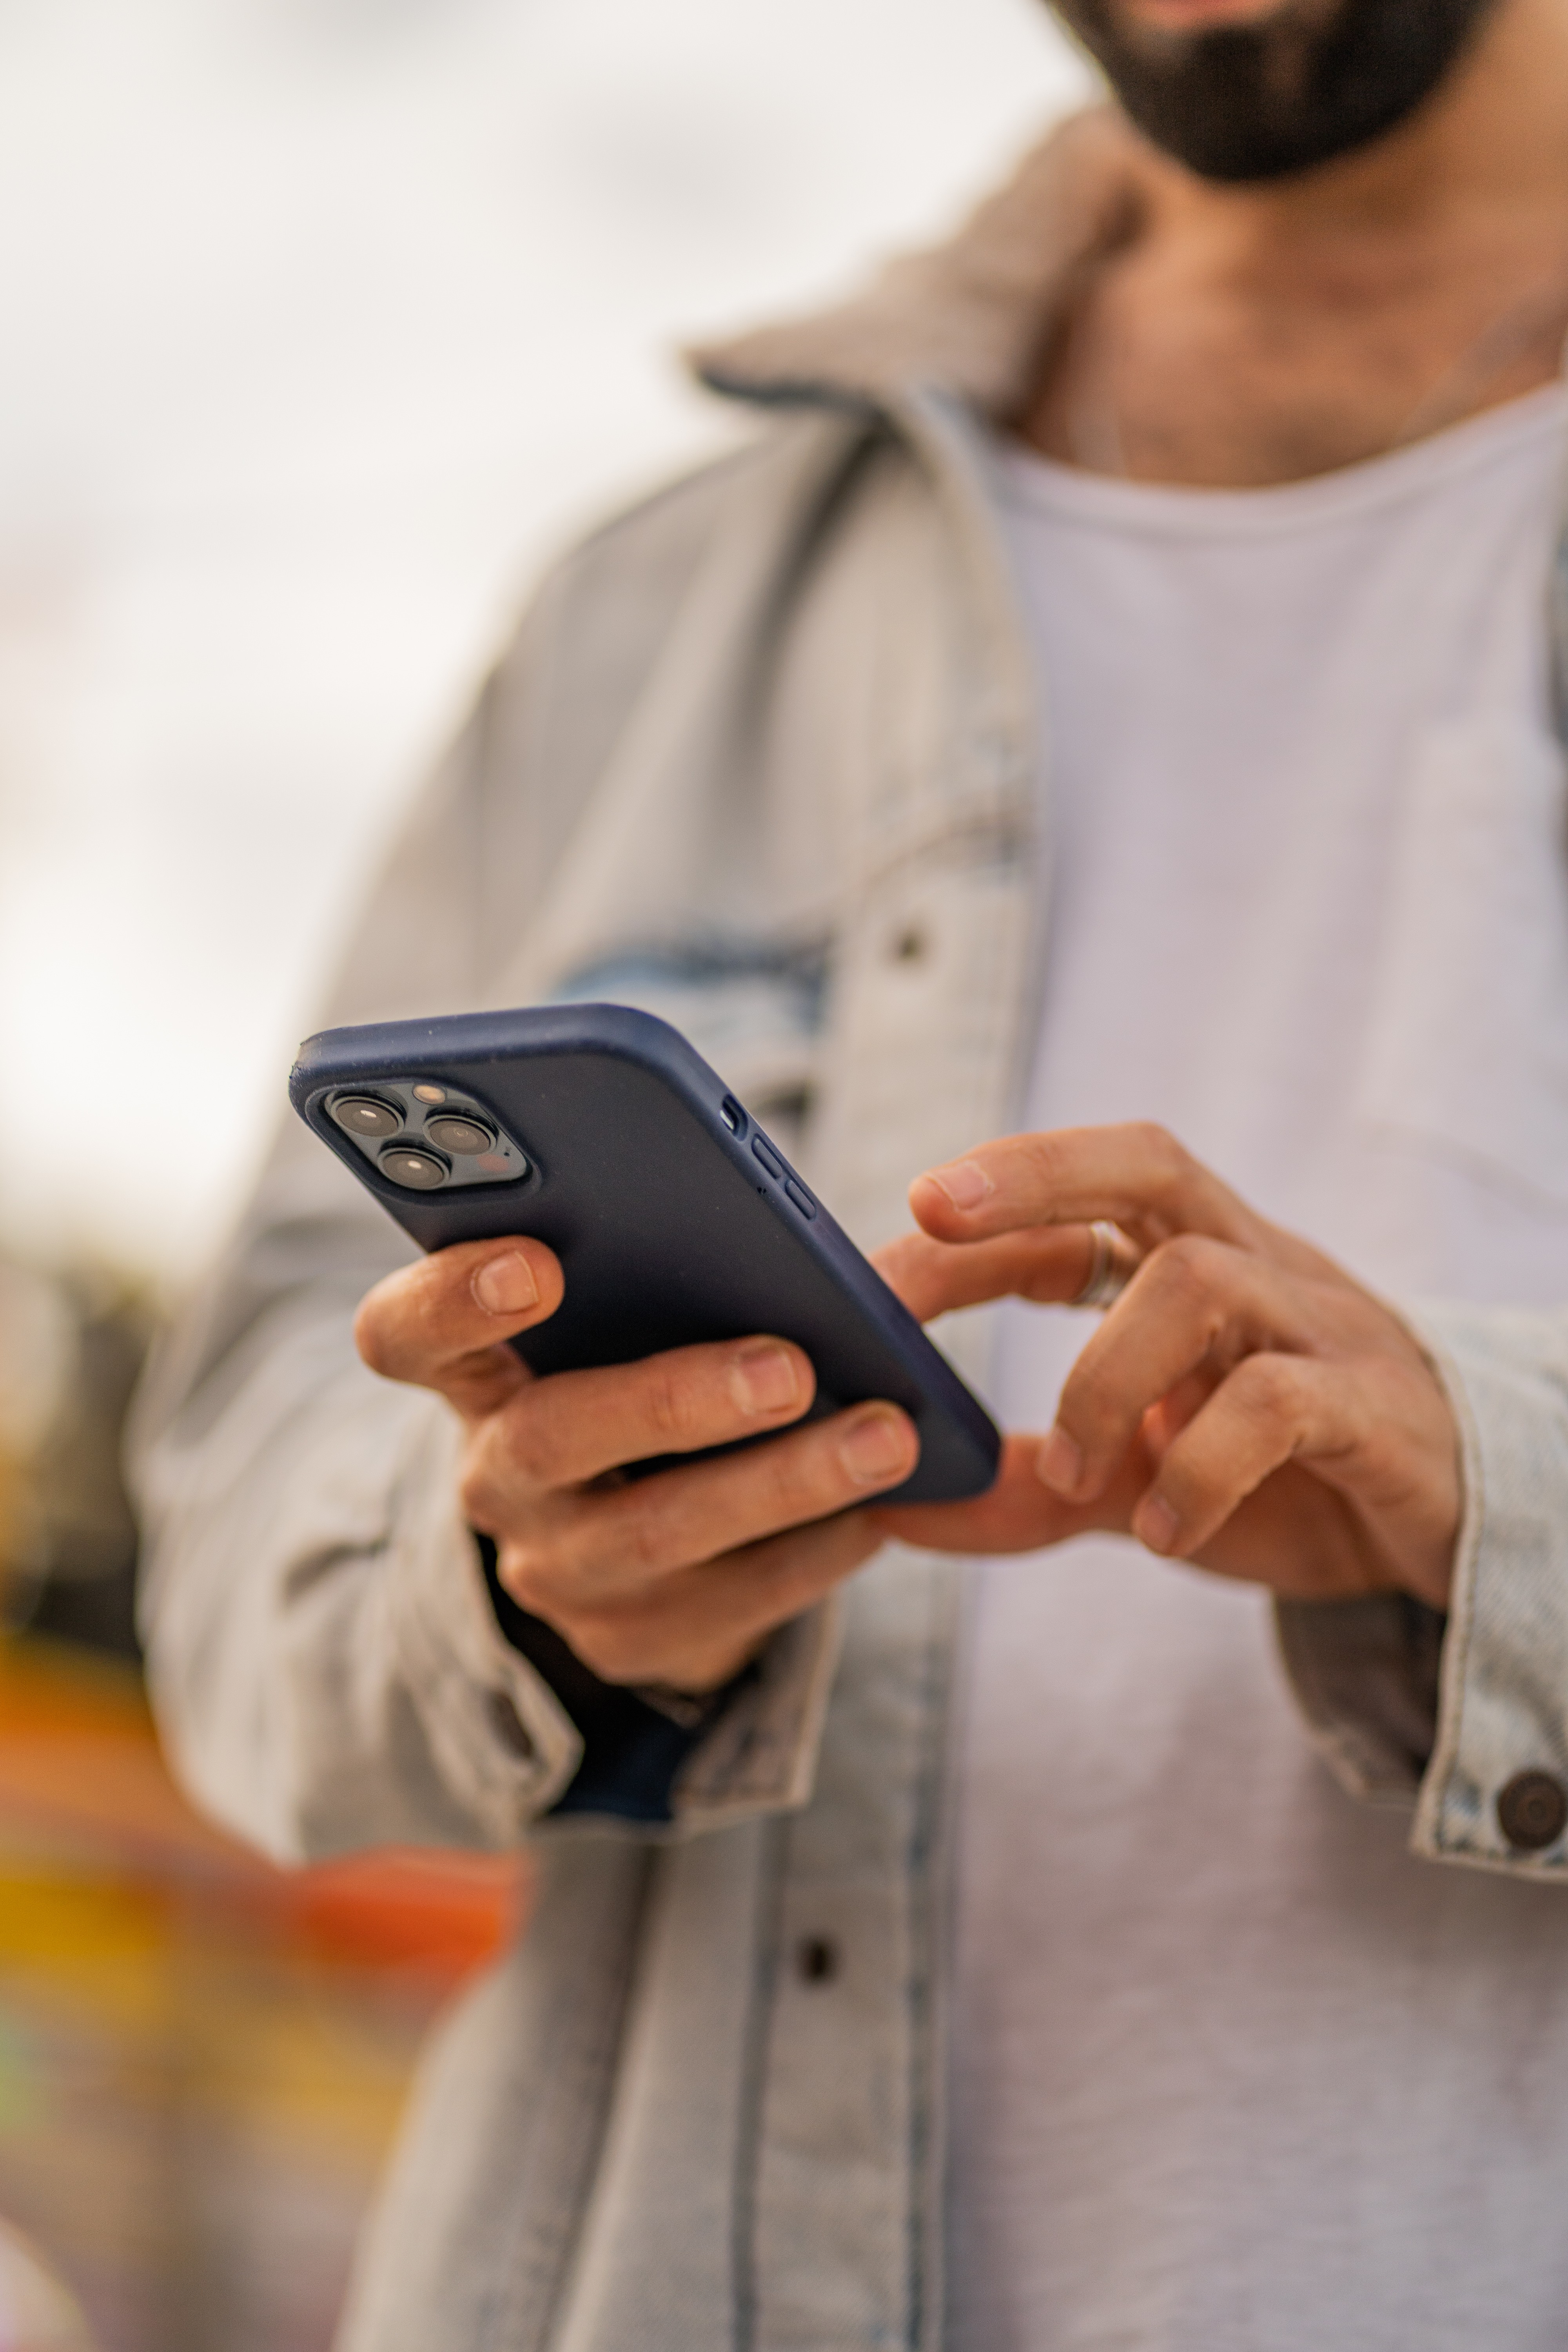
[[412, 1083, 446, 1104]]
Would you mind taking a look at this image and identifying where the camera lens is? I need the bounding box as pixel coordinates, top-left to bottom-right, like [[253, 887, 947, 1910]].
[[332, 1095, 401, 1140], [380, 1147, 449, 1190], [424, 1113, 495, 1156]]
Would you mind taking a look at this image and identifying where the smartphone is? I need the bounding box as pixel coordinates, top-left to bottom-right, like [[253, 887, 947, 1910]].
[[289, 1002, 1000, 1505]]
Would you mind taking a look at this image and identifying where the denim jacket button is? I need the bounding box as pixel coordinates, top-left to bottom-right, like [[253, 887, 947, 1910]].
[[795, 1934, 839, 1984], [1497, 1769, 1568, 1851]]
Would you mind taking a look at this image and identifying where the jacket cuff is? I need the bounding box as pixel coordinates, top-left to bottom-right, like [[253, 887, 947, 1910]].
[[474, 1527, 843, 1839], [1274, 1590, 1445, 1804], [477, 1536, 738, 1824], [671, 1592, 844, 1833], [506, 1585, 844, 1842], [1410, 1303, 1568, 1875], [384, 1403, 585, 1838], [1276, 1303, 1568, 1879]]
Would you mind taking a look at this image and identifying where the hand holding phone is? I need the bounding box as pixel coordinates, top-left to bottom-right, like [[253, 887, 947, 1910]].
[[354, 1229, 920, 1693], [294, 1004, 1000, 1692]]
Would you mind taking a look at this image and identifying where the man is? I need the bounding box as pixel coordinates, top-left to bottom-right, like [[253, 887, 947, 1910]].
[[131, 0, 1568, 2343]]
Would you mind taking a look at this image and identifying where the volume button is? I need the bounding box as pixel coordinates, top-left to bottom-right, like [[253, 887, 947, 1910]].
[[752, 1136, 784, 1180], [784, 1178, 816, 1220]]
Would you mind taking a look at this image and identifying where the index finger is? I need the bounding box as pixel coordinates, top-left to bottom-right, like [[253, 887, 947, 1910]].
[[909, 1122, 1331, 1278], [354, 1235, 565, 1420], [873, 1226, 1111, 1323]]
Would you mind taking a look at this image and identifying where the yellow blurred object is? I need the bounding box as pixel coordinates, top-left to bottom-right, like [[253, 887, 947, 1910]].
[[0, 1633, 526, 2350], [0, 2219, 99, 2352]]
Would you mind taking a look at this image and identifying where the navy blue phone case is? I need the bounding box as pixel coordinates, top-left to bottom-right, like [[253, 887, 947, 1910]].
[[289, 1002, 1001, 1505]]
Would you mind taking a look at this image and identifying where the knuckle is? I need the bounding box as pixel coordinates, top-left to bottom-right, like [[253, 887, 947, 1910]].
[[496, 1543, 559, 1618], [769, 1435, 841, 1521], [353, 1293, 401, 1378], [457, 1458, 497, 1529], [494, 1397, 559, 1490], [1147, 1231, 1221, 1306], [1155, 1230, 1209, 1279], [617, 1491, 684, 1581], [1233, 1352, 1301, 1426], [568, 1618, 653, 1685], [1022, 1129, 1069, 1188], [642, 1354, 706, 1448], [1133, 1121, 1190, 1195]]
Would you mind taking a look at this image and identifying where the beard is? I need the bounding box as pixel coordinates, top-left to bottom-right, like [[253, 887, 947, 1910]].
[[1051, 0, 1500, 182]]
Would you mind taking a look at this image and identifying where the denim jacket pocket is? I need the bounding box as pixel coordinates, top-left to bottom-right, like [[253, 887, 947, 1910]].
[[543, 941, 829, 1153], [1354, 716, 1568, 1207]]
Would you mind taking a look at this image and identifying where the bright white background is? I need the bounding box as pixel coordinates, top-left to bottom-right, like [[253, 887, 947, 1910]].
[[0, 0, 1091, 1282]]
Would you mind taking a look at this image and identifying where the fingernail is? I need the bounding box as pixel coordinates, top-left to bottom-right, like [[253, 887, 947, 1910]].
[[1134, 1494, 1178, 1554], [840, 1408, 914, 1485], [732, 1341, 800, 1416], [1036, 1425, 1083, 1495], [925, 1158, 993, 1212], [474, 1252, 539, 1315]]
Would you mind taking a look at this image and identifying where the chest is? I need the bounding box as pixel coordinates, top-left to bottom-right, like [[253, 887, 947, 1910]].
[[997, 405, 1568, 1278], [1006, 406, 1563, 853]]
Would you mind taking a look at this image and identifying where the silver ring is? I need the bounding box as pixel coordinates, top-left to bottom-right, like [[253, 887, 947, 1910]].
[[1074, 1220, 1139, 1311]]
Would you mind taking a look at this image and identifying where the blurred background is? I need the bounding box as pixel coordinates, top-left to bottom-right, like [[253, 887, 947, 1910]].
[[0, 2, 1090, 2343]]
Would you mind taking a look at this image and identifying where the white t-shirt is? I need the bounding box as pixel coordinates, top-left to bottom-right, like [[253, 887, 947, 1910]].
[[949, 387, 1568, 2352]]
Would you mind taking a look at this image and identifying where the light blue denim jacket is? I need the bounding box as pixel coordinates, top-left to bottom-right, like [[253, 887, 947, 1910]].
[[129, 113, 1568, 2351]]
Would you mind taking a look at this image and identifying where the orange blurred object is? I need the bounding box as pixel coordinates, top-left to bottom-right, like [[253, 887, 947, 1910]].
[[0, 1633, 529, 2352], [0, 1635, 526, 1978]]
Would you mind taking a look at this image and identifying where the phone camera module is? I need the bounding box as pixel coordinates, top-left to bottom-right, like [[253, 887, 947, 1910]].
[[332, 1094, 401, 1140], [424, 1112, 495, 1156], [380, 1146, 449, 1190]]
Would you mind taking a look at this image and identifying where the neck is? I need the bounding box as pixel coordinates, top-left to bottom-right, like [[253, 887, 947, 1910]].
[[1022, 0, 1568, 484]]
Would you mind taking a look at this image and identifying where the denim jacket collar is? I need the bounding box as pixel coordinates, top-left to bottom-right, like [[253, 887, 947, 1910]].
[[688, 106, 1149, 420]]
